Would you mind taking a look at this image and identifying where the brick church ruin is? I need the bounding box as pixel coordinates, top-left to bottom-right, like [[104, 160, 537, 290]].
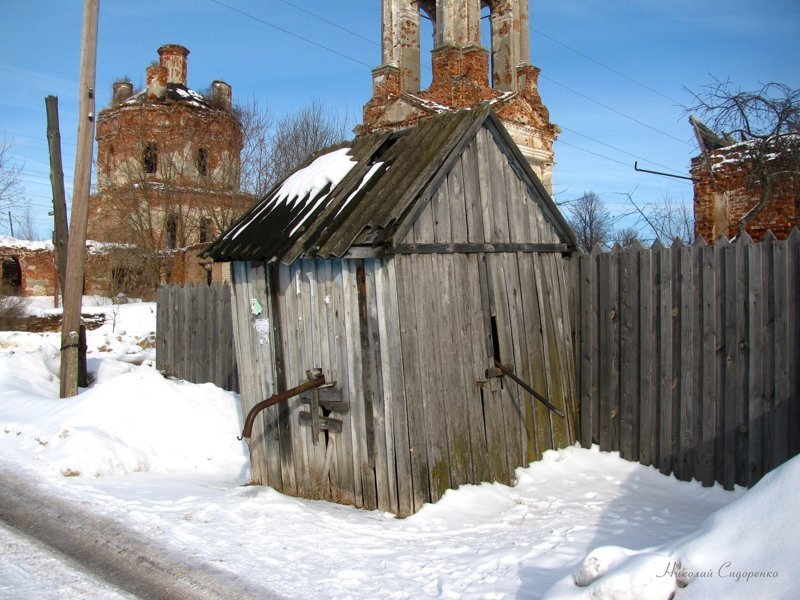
[[1, 44, 254, 299], [359, 0, 559, 192]]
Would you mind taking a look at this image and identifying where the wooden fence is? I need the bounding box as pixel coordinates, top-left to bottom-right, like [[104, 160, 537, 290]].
[[570, 230, 800, 489], [156, 283, 238, 392]]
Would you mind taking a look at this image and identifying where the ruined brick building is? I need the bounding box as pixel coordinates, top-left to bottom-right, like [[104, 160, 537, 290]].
[[690, 117, 799, 242], [359, 0, 559, 192], [1, 45, 252, 300], [89, 44, 252, 252]]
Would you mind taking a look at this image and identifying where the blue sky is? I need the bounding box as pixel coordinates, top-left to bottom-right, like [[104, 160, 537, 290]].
[[1, 0, 798, 239]]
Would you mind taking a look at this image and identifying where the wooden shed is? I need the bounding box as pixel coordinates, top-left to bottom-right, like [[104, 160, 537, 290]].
[[205, 105, 579, 515]]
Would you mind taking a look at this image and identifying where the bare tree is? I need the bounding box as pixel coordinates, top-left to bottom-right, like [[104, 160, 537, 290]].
[[688, 80, 800, 235], [0, 139, 24, 231], [236, 97, 349, 197], [566, 191, 613, 252], [236, 97, 274, 197], [13, 205, 41, 241], [625, 193, 695, 245], [614, 226, 642, 249], [269, 99, 349, 188]]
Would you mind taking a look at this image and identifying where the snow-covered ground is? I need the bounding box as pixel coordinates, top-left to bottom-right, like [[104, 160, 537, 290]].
[[0, 296, 797, 599]]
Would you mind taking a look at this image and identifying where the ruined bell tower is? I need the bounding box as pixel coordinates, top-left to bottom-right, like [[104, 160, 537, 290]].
[[359, 0, 559, 192]]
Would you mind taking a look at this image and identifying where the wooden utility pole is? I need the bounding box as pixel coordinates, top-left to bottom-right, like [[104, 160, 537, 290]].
[[59, 0, 99, 398], [45, 95, 69, 305]]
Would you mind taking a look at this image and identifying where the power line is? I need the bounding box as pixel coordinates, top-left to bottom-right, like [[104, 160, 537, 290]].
[[205, 0, 374, 69], [211, 1, 692, 159], [540, 74, 691, 145], [532, 28, 683, 106], [556, 138, 692, 184], [0, 129, 78, 149], [273, 0, 379, 47], [556, 138, 631, 168], [558, 125, 685, 176]]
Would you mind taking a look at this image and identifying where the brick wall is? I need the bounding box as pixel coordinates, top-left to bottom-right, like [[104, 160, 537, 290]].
[[692, 145, 799, 241]]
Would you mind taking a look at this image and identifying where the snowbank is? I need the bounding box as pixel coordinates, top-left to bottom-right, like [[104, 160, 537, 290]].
[[1, 295, 794, 598], [0, 299, 248, 479], [545, 455, 800, 599]]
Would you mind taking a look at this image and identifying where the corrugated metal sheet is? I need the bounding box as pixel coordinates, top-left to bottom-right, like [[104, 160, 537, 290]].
[[205, 105, 574, 263]]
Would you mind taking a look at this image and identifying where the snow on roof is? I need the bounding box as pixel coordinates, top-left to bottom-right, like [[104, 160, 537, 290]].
[[335, 161, 385, 219], [0, 236, 53, 252], [229, 147, 357, 241]]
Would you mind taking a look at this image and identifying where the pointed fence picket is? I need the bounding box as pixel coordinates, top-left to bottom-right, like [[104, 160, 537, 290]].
[[570, 230, 800, 489], [156, 283, 239, 393]]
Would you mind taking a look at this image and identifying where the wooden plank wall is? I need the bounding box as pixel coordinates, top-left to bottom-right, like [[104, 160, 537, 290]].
[[156, 283, 238, 393], [228, 124, 580, 515], [231, 250, 578, 516], [572, 231, 800, 489], [404, 127, 561, 247]]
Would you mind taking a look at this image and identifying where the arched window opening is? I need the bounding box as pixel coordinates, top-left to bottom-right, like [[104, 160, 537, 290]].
[[143, 142, 158, 174], [418, 4, 435, 89], [198, 217, 212, 244], [197, 147, 209, 177], [166, 214, 178, 250], [480, 3, 493, 88], [1, 256, 22, 293]]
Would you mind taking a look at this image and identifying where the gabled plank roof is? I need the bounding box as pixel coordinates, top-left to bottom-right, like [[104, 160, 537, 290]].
[[205, 105, 575, 263]]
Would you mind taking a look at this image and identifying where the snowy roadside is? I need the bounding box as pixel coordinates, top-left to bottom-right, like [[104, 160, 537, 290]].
[[0, 297, 797, 599]]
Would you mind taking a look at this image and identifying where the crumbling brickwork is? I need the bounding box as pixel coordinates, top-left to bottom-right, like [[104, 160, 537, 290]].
[[359, 0, 559, 191], [89, 44, 252, 252], [692, 144, 799, 242]]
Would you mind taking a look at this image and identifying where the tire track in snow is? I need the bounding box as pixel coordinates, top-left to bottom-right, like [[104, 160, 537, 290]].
[[0, 465, 281, 599]]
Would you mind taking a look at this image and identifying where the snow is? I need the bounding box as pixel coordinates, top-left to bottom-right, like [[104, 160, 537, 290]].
[[0, 235, 54, 251], [335, 160, 385, 218], [0, 297, 797, 598], [229, 147, 358, 241]]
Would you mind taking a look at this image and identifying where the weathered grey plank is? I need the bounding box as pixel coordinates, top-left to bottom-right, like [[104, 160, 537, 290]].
[[698, 240, 716, 486], [375, 258, 410, 514], [619, 243, 638, 461], [342, 260, 370, 508], [540, 252, 571, 451], [477, 253, 509, 484], [733, 238, 749, 486], [722, 238, 739, 489], [554, 253, 579, 444], [656, 241, 673, 476], [744, 237, 764, 486], [577, 251, 593, 448], [362, 260, 391, 511], [787, 230, 800, 462], [419, 254, 452, 501], [675, 241, 693, 482], [448, 158, 469, 244], [637, 245, 655, 466], [394, 255, 430, 511], [597, 248, 616, 451], [328, 261, 357, 506], [485, 131, 512, 243], [713, 237, 729, 486], [486, 253, 522, 474], [460, 254, 492, 483], [461, 137, 485, 244], [475, 129, 496, 245], [771, 235, 790, 469], [437, 253, 473, 487], [517, 253, 544, 462], [432, 176, 451, 244]]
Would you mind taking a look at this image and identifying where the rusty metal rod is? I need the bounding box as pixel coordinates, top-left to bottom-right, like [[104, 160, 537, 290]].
[[494, 359, 565, 418], [238, 374, 326, 440]]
